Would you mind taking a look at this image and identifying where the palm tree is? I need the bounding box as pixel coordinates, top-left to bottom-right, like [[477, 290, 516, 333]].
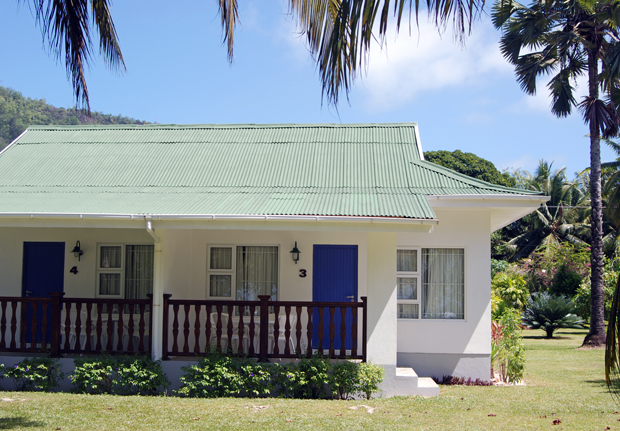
[[492, 0, 620, 347], [20, 0, 487, 110], [506, 161, 589, 260]]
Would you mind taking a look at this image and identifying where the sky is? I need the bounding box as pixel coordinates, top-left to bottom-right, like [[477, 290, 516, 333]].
[[0, 0, 614, 177]]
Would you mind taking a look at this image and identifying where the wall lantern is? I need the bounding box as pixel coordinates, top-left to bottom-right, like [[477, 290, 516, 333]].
[[290, 241, 301, 264], [71, 241, 83, 261]]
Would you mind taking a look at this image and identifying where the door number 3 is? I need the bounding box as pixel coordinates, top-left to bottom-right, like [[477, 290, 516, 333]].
[[299, 269, 307, 278]]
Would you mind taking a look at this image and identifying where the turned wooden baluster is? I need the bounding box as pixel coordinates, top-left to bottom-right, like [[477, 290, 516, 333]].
[[138, 303, 146, 352], [351, 307, 358, 356], [295, 306, 302, 355], [20, 301, 27, 349], [116, 303, 125, 351], [182, 304, 190, 353], [283, 306, 291, 355], [306, 306, 313, 358], [0, 300, 7, 349], [272, 305, 280, 355], [328, 307, 336, 356], [74, 302, 83, 352], [96, 303, 103, 351], [193, 304, 201, 354], [248, 305, 256, 356], [171, 303, 180, 354], [127, 304, 135, 352], [40, 302, 48, 351], [215, 304, 223, 351], [205, 305, 212, 354], [9, 301, 17, 350], [83, 303, 92, 351], [106, 303, 114, 351], [237, 305, 245, 355], [339, 307, 347, 357], [317, 307, 325, 356], [227, 305, 234, 353], [63, 302, 72, 350]]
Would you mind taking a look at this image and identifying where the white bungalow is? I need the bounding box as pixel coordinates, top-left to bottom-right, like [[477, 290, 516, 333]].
[[0, 123, 546, 396]]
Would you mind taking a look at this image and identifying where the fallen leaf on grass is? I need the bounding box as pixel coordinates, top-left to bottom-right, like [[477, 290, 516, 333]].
[[606, 427, 611, 430], [193, 418, 199, 420], [541, 415, 547, 418], [349, 405, 374, 414], [286, 420, 292, 423], [488, 414, 496, 417], [552, 419, 561, 425], [467, 408, 471, 411], [106, 408, 113, 410]]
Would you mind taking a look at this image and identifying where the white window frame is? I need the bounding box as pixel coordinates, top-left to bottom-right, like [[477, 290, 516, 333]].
[[397, 246, 466, 320], [96, 243, 154, 299], [206, 244, 280, 301], [96, 243, 125, 298], [397, 247, 421, 319]]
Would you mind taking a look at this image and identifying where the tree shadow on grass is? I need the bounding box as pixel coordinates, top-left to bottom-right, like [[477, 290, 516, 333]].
[[523, 335, 570, 340], [0, 417, 44, 429]]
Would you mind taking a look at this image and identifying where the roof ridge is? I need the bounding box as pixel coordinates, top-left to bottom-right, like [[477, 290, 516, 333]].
[[25, 122, 419, 131]]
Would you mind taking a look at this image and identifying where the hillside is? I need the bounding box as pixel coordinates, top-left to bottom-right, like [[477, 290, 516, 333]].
[[0, 86, 148, 148]]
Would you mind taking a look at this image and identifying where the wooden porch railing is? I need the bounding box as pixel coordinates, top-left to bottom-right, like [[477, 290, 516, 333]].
[[0, 293, 152, 356], [163, 295, 367, 362]]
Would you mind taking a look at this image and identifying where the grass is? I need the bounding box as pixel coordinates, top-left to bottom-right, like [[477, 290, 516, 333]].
[[0, 328, 617, 430]]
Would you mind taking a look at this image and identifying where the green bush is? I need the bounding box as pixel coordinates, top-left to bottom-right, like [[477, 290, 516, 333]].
[[491, 310, 525, 383], [492, 272, 529, 310], [523, 293, 585, 338], [3, 357, 63, 391], [356, 362, 384, 400], [177, 354, 384, 399], [550, 264, 582, 297], [177, 355, 272, 398], [70, 355, 169, 395]]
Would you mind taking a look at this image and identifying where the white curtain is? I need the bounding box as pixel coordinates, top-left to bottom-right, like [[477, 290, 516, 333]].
[[397, 277, 417, 300], [397, 249, 417, 272], [422, 249, 464, 319], [236, 246, 278, 301], [100, 246, 122, 268], [210, 275, 232, 297], [99, 273, 121, 295], [125, 245, 154, 299], [210, 247, 232, 270]]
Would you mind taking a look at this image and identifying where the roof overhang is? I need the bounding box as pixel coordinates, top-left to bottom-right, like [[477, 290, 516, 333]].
[[427, 194, 550, 232], [0, 213, 439, 233]]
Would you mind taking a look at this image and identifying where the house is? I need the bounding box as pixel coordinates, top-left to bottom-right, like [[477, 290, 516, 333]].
[[0, 123, 546, 396]]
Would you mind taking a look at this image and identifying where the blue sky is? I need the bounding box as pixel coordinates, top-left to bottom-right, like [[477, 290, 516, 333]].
[[0, 0, 613, 177]]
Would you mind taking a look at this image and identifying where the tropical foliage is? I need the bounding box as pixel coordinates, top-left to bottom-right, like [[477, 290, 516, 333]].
[[0, 86, 147, 148], [493, 0, 620, 345], [425, 150, 516, 187]]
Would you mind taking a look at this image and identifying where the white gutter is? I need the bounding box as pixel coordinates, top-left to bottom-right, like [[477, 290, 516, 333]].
[[145, 218, 160, 242], [427, 194, 550, 202], [0, 212, 439, 225]]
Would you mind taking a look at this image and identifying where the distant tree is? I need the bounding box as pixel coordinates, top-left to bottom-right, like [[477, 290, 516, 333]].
[[425, 150, 516, 187], [0, 86, 147, 148]]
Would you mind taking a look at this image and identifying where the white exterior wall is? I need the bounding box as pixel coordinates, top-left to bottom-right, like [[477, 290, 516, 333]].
[[0, 227, 153, 297], [396, 207, 492, 380]]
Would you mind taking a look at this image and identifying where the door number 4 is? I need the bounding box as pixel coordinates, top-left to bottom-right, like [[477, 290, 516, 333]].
[[70, 266, 78, 274]]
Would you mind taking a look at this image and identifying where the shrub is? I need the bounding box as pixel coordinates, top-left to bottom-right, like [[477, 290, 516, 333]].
[[492, 309, 525, 383], [177, 355, 272, 398], [491, 259, 510, 279], [523, 293, 585, 338], [549, 264, 582, 297], [356, 362, 384, 400], [3, 357, 63, 391], [177, 354, 384, 399], [492, 272, 529, 310], [70, 355, 169, 395]]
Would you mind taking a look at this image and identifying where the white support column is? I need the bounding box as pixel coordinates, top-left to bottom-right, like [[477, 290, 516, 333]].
[[150, 230, 164, 360], [366, 232, 398, 367]]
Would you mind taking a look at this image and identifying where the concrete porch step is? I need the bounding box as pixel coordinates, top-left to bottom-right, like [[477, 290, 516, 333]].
[[386, 367, 440, 397]]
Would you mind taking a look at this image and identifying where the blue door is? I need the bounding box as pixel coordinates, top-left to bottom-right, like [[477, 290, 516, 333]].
[[312, 245, 358, 350], [22, 242, 65, 343]]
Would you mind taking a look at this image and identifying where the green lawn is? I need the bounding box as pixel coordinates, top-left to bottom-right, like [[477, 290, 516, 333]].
[[0, 328, 617, 430]]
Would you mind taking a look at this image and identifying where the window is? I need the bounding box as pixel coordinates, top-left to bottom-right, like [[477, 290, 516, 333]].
[[397, 248, 464, 320], [96, 244, 154, 299], [207, 245, 278, 301], [397, 249, 420, 319]]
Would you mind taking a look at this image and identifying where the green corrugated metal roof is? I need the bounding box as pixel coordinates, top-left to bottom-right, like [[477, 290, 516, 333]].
[[0, 123, 541, 219]]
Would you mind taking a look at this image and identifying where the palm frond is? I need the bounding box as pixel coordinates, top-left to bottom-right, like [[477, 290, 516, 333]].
[[218, 0, 239, 63], [579, 96, 620, 138]]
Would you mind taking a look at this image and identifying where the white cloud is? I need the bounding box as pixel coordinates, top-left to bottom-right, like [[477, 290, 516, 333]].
[[358, 19, 513, 111]]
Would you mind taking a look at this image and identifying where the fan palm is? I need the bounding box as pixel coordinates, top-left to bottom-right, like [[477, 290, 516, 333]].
[[20, 0, 487, 110], [492, 0, 620, 347]]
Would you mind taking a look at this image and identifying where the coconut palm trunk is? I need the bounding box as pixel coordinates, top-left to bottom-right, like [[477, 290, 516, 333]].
[[585, 47, 607, 346]]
